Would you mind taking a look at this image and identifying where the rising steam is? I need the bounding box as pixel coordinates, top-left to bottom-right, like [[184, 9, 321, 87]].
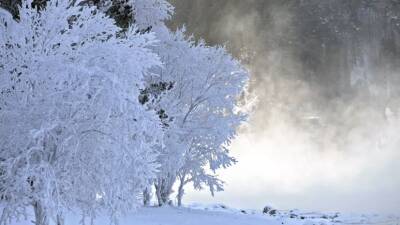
[[169, 0, 400, 214]]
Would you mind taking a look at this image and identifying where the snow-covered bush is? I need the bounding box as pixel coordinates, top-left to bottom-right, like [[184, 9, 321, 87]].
[[0, 1, 161, 224]]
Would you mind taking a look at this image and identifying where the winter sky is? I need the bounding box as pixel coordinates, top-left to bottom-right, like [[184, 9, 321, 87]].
[[170, 0, 400, 214]]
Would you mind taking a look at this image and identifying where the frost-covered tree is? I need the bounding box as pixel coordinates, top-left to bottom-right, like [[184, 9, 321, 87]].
[[112, 0, 249, 206], [0, 1, 161, 224], [144, 27, 249, 206]]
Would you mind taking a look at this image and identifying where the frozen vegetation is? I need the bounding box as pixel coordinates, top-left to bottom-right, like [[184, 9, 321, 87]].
[[0, 0, 247, 224], [0, 0, 398, 225]]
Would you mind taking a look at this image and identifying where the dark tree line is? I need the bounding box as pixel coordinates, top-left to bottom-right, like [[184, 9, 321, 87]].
[[169, 0, 400, 98]]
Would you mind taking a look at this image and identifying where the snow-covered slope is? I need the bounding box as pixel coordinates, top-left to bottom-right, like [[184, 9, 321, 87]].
[[10, 204, 400, 225]]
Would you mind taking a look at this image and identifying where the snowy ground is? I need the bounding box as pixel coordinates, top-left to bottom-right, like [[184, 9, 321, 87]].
[[10, 204, 400, 225]]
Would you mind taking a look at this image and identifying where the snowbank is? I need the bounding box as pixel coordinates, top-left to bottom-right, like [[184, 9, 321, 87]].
[[8, 204, 400, 225]]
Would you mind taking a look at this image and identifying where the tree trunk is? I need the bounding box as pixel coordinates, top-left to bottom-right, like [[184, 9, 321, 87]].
[[177, 179, 184, 207], [56, 213, 64, 225], [154, 183, 163, 206], [143, 188, 151, 206], [33, 201, 48, 225], [154, 176, 175, 206]]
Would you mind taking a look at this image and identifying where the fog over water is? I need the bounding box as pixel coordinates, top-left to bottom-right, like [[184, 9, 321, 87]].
[[169, 0, 400, 214]]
